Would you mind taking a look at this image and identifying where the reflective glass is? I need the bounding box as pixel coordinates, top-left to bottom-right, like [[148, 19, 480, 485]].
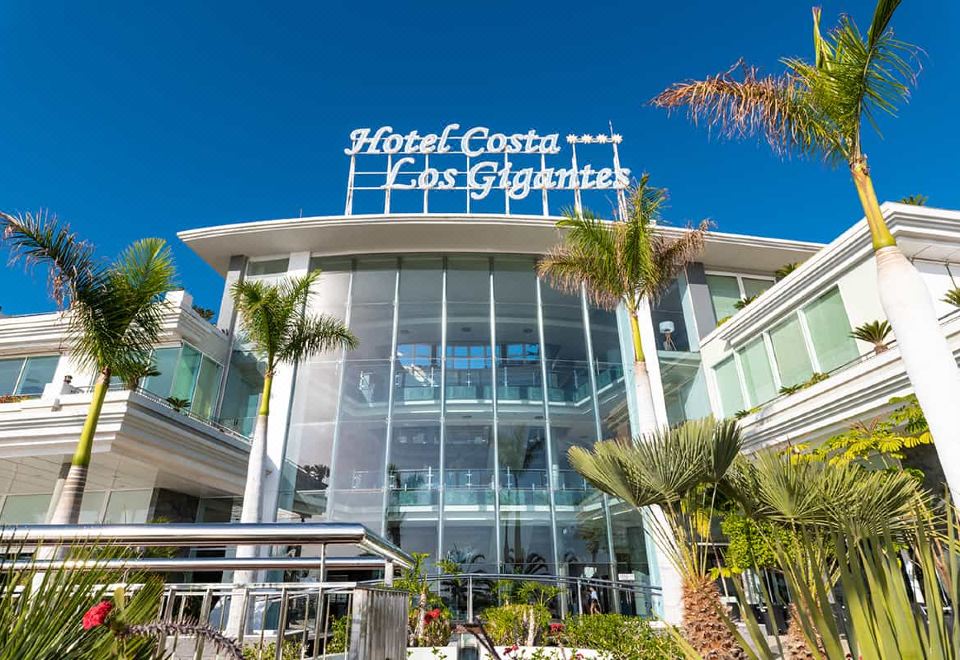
[[769, 316, 814, 387], [651, 278, 689, 352], [17, 356, 59, 396], [191, 356, 222, 419], [803, 287, 858, 372], [351, 257, 396, 304], [739, 338, 777, 406], [661, 355, 711, 426], [444, 417, 495, 507], [246, 258, 289, 277], [103, 489, 153, 524], [171, 344, 202, 402], [0, 493, 50, 524], [714, 356, 745, 418], [743, 277, 774, 299], [705, 274, 741, 322], [143, 347, 179, 397], [219, 350, 264, 436], [0, 358, 23, 396]]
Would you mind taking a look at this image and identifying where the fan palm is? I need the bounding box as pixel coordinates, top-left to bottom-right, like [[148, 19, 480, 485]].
[[538, 176, 709, 433], [0, 211, 174, 524], [569, 418, 746, 658], [231, 271, 357, 528], [652, 2, 960, 495]]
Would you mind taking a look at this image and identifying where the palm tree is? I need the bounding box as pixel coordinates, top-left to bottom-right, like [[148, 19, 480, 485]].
[[568, 418, 747, 658], [538, 176, 709, 433], [898, 194, 928, 206], [230, 271, 357, 527], [0, 212, 174, 524], [651, 1, 960, 495], [851, 320, 892, 355]]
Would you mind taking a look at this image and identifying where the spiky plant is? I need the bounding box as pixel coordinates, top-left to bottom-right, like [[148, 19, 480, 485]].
[[733, 294, 759, 311], [0, 211, 175, 524], [652, 1, 960, 495], [942, 287, 960, 308], [851, 319, 892, 354], [898, 194, 928, 206], [538, 175, 709, 434], [569, 418, 747, 658], [775, 262, 801, 281]]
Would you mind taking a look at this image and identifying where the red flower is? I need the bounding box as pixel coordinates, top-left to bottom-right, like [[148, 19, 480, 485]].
[[82, 601, 113, 630], [549, 622, 565, 634], [423, 608, 442, 624]]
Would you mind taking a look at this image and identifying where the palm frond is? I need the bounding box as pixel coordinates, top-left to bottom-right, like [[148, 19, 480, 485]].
[[278, 313, 358, 364], [652, 61, 839, 162], [0, 210, 100, 307]]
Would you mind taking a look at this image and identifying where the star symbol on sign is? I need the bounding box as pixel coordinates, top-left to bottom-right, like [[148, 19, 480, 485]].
[[595, 134, 608, 143], [611, 134, 623, 144], [566, 134, 578, 144], [579, 134, 593, 143]]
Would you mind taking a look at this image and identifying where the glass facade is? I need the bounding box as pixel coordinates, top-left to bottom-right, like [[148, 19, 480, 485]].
[[281, 255, 652, 583], [142, 344, 223, 420], [0, 355, 59, 397]]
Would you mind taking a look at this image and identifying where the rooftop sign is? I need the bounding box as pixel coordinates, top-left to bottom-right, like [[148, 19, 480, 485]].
[[343, 124, 629, 217]]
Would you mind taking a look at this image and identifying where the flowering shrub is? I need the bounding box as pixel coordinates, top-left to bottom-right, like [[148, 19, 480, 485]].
[[82, 601, 113, 630]]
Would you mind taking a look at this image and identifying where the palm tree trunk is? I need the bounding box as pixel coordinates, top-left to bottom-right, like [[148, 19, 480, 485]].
[[682, 575, 747, 659], [48, 370, 110, 525], [852, 161, 960, 496], [228, 372, 272, 638], [629, 310, 659, 435]]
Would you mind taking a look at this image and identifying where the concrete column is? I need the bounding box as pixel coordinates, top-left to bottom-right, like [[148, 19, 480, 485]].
[[216, 255, 248, 333]]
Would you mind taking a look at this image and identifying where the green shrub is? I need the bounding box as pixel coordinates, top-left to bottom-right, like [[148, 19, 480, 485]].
[[481, 604, 550, 646], [327, 616, 348, 653], [560, 614, 680, 660], [242, 639, 302, 660]]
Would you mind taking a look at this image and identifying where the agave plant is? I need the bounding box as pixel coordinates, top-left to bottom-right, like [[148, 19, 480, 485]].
[[733, 294, 759, 311], [774, 262, 801, 281], [569, 418, 747, 658], [851, 319, 892, 355]]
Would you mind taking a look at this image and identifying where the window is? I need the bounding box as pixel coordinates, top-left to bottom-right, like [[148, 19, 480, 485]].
[[803, 287, 858, 372], [246, 257, 289, 277], [705, 273, 776, 323], [141, 344, 222, 418], [714, 357, 744, 418], [705, 275, 741, 322], [738, 338, 777, 406], [769, 316, 813, 387], [0, 355, 59, 397]]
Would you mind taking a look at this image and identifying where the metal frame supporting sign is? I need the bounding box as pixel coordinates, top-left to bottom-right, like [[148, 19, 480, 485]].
[[343, 123, 630, 217]]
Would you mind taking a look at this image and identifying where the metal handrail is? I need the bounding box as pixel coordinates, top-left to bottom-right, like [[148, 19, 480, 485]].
[[0, 522, 414, 570]]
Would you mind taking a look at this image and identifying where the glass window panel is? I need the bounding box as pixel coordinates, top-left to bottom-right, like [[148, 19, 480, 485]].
[[444, 417, 495, 507], [803, 287, 858, 373], [609, 504, 653, 591], [769, 316, 814, 387], [446, 257, 490, 303], [292, 361, 344, 425], [77, 491, 106, 524], [495, 302, 542, 404], [16, 356, 59, 396], [103, 489, 153, 523], [246, 258, 289, 277], [307, 257, 352, 325], [170, 344, 202, 402], [539, 276, 582, 306], [494, 257, 538, 304], [441, 521, 497, 575], [556, 507, 610, 579], [661, 356, 710, 426], [191, 356, 222, 419], [498, 418, 549, 507], [550, 412, 600, 506], [395, 301, 442, 414], [351, 257, 397, 304], [399, 256, 442, 303], [705, 274, 741, 322], [339, 360, 391, 423], [714, 357, 744, 418], [386, 518, 438, 562], [589, 308, 623, 365], [346, 304, 396, 360], [542, 300, 588, 364], [738, 338, 776, 406], [501, 516, 553, 575], [142, 347, 179, 398], [0, 358, 24, 396], [219, 350, 264, 436], [742, 277, 774, 299], [0, 493, 51, 524], [651, 278, 690, 352], [446, 303, 492, 405], [282, 422, 335, 519], [331, 421, 387, 491], [387, 421, 441, 507]]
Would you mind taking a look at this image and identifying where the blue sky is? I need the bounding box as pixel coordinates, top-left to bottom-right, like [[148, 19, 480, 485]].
[[2, 1, 958, 314]]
